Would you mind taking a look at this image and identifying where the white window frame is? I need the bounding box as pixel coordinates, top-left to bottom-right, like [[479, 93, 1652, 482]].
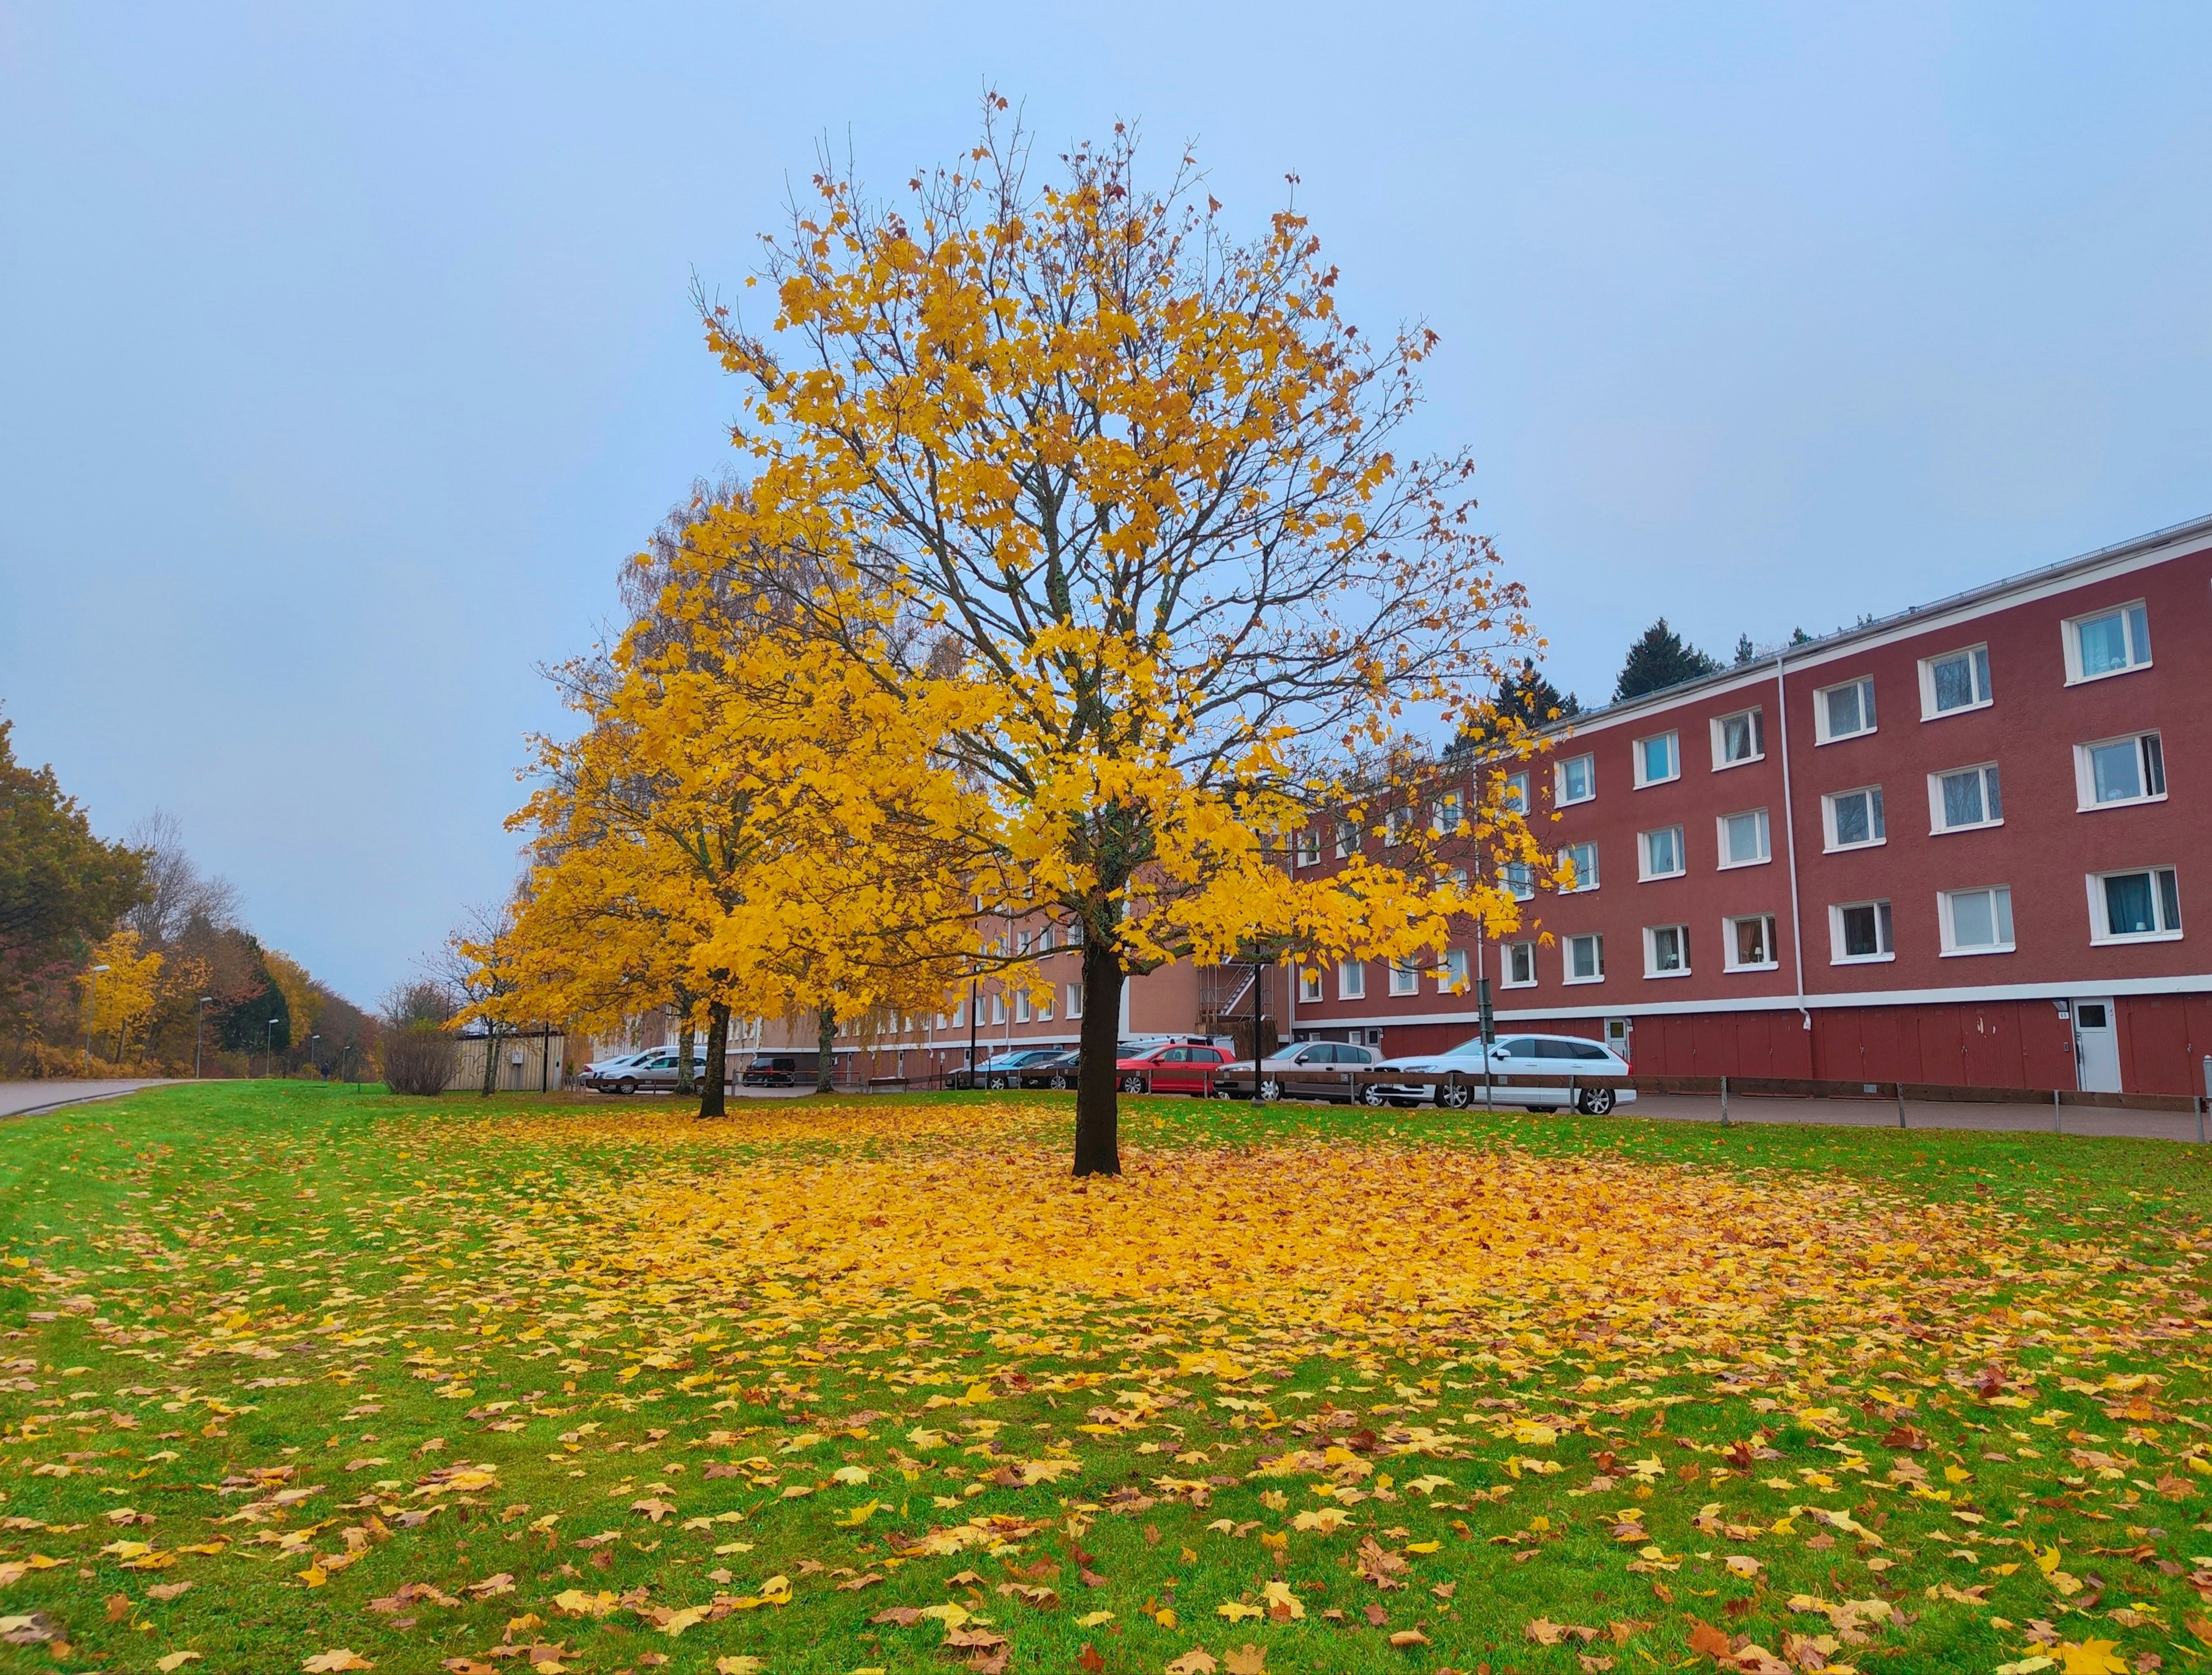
[[1338, 960, 1366, 1001], [1813, 676, 1877, 745], [1642, 923, 1691, 979], [1440, 949, 1469, 993], [1828, 899, 1896, 965], [1723, 914, 1778, 973], [1431, 792, 1463, 836], [2087, 867, 2183, 944], [1563, 933, 1605, 986], [1715, 807, 1771, 870], [1938, 885, 2016, 957], [1294, 827, 1321, 869], [988, 991, 1007, 1025], [2063, 599, 2152, 685], [1501, 770, 1530, 814], [1821, 785, 1887, 852], [1013, 988, 1032, 1024], [1556, 753, 1596, 806], [1558, 841, 1599, 893], [1918, 643, 1993, 719], [1036, 987, 1052, 1021], [1384, 808, 1410, 848], [1298, 966, 1324, 1003], [2074, 732, 2167, 812], [1927, 763, 2003, 835], [1503, 861, 1535, 901], [1335, 820, 1358, 859], [1632, 730, 1681, 788], [1709, 707, 1765, 771], [1388, 958, 1420, 997], [1066, 983, 1083, 1019], [1501, 942, 1537, 989], [1638, 825, 1686, 881]]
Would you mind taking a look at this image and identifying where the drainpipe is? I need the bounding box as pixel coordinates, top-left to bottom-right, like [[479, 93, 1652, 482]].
[[1775, 650, 1813, 1039]]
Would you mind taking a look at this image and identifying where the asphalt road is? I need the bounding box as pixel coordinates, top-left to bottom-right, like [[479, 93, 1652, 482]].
[[0, 1079, 177, 1119]]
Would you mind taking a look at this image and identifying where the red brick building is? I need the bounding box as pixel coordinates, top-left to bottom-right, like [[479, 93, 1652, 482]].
[[1287, 514, 2212, 1097]]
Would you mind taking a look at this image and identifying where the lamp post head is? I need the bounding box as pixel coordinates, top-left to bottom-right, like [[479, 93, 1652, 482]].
[[93, 964, 111, 973]]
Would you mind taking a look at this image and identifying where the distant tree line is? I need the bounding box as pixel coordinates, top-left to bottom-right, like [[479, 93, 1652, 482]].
[[0, 707, 374, 1079]]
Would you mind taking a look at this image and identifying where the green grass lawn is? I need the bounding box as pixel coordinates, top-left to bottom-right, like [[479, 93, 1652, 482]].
[[5, 1082, 2212, 1675]]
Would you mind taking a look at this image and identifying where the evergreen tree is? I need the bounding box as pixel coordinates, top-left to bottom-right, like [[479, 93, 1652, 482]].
[[1733, 633, 1757, 665], [1613, 618, 1721, 702], [1449, 660, 1579, 753]]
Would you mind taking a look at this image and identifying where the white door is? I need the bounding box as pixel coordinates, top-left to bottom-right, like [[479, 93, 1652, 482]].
[[1604, 1018, 1633, 1065], [2073, 998, 2121, 1093]]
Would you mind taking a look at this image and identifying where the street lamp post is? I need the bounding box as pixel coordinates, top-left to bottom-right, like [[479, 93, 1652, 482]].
[[82, 964, 111, 1077], [966, 973, 978, 1089], [195, 996, 214, 1079], [309, 1034, 321, 1080], [266, 1017, 279, 1081]]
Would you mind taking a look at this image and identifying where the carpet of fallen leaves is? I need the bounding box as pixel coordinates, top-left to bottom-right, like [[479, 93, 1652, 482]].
[[6, 1088, 2212, 1675]]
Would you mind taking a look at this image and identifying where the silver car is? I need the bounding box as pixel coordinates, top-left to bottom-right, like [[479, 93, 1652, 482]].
[[1368, 1033, 1637, 1115], [1212, 1040, 1377, 1102], [596, 1049, 716, 1095]]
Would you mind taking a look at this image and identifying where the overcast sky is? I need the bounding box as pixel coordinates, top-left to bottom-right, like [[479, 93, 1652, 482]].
[[4, 3, 2208, 1007]]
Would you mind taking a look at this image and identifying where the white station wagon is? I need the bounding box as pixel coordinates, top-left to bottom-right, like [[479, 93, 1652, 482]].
[[1368, 1032, 1637, 1115]]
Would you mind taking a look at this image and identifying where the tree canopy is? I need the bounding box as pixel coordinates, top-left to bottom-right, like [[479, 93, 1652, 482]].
[[1612, 618, 1721, 702]]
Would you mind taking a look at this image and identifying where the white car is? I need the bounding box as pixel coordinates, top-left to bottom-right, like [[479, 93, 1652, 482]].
[[1368, 1033, 1637, 1115]]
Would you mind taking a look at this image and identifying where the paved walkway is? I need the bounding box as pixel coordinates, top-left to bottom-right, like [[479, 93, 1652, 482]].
[[1624, 1087, 2210, 1143], [0, 1079, 177, 1119]]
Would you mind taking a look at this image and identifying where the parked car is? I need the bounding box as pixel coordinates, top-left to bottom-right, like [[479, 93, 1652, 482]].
[[603, 1047, 721, 1095], [579, 1049, 656, 1092], [1368, 1033, 1636, 1114], [742, 1051, 823, 1087], [1211, 1040, 1377, 1102], [1113, 1040, 1234, 1096], [1016, 1049, 1082, 1089], [952, 1048, 1065, 1090]]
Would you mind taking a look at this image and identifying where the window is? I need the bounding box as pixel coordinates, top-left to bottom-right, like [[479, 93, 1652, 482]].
[[1717, 808, 1771, 869], [1815, 676, 1877, 744], [1384, 808, 1410, 848], [1295, 827, 1320, 868], [1639, 825, 1685, 880], [1066, 983, 1083, 1018], [1503, 861, 1535, 901], [1431, 792, 1463, 836], [1067, 920, 1084, 948], [1823, 786, 1885, 851], [1501, 771, 1529, 814], [1830, 900, 1895, 963], [1036, 926, 1054, 954], [1388, 959, 1420, 997], [1930, 764, 2003, 833], [1502, 942, 1536, 988], [2089, 867, 2182, 942], [1557, 754, 1595, 805], [1338, 961, 1366, 1000], [2077, 732, 2166, 809], [1558, 841, 1599, 893], [1565, 934, 1605, 984], [1919, 645, 1993, 717], [1013, 989, 1031, 1024], [1036, 987, 1052, 1021], [949, 1001, 965, 1028], [1643, 924, 1690, 978], [2066, 600, 2152, 683], [1710, 707, 1764, 768], [1440, 949, 1469, 992], [1633, 730, 1680, 787], [1298, 967, 1324, 1003], [1015, 929, 1032, 956], [1335, 820, 1358, 859], [1940, 886, 2015, 955], [1725, 914, 1778, 971], [988, 992, 1007, 1024]]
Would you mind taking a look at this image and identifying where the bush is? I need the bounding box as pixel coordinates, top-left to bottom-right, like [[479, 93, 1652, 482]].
[[381, 1026, 456, 1096]]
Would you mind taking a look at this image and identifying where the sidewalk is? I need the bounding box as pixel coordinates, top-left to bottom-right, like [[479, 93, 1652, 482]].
[[0, 1079, 177, 1120], [1624, 1087, 2210, 1143]]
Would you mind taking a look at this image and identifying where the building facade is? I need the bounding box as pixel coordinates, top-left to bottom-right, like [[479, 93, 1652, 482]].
[[1287, 515, 2212, 1097]]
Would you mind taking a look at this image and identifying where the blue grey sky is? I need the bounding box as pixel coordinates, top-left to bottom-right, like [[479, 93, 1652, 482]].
[[4, 3, 2209, 1007]]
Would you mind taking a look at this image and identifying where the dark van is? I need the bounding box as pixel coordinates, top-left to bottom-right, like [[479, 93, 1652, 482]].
[[741, 1052, 820, 1087]]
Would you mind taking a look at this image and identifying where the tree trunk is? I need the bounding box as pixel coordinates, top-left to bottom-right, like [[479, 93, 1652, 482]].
[[675, 1018, 696, 1096], [698, 1001, 730, 1119], [480, 1025, 499, 1096], [815, 1006, 836, 1094], [1074, 937, 1126, 1177]]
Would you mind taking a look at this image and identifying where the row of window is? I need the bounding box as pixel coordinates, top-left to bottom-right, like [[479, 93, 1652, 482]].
[[929, 979, 1088, 1030], [1522, 729, 2171, 893]]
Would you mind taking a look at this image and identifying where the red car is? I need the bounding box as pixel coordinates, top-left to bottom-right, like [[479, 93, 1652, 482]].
[[1114, 1041, 1233, 1096]]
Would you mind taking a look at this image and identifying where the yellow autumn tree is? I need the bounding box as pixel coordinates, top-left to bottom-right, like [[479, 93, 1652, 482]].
[[681, 101, 1548, 1173], [81, 928, 161, 1064], [484, 510, 999, 1114]]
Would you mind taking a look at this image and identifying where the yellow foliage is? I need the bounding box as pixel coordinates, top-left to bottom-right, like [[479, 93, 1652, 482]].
[[81, 929, 161, 1048]]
